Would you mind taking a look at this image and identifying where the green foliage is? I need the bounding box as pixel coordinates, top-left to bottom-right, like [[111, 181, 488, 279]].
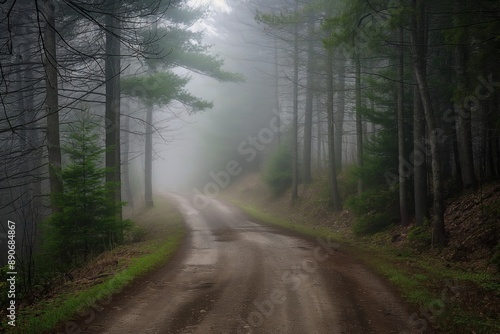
[[255, 11, 300, 26], [41, 112, 121, 269], [121, 72, 213, 112], [408, 225, 432, 251], [360, 130, 398, 189], [352, 213, 393, 236], [124, 220, 148, 243], [15, 207, 185, 334], [123, 5, 243, 112], [346, 187, 397, 216], [141, 25, 244, 83], [263, 145, 292, 196], [346, 187, 398, 235], [337, 166, 359, 201]]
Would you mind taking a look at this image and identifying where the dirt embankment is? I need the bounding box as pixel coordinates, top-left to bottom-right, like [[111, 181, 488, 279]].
[[225, 173, 500, 273], [224, 173, 500, 333]]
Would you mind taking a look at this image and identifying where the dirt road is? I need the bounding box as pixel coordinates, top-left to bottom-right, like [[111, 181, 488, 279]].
[[81, 195, 413, 334]]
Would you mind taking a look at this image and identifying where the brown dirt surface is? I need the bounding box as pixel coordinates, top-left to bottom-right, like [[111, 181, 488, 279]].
[[442, 181, 500, 270], [224, 173, 500, 333], [63, 194, 414, 334]]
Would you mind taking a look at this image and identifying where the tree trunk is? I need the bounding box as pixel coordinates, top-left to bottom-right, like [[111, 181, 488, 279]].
[[454, 0, 476, 190], [290, 0, 299, 202], [123, 109, 134, 209], [335, 57, 346, 172], [451, 119, 463, 186], [397, 27, 409, 226], [145, 104, 154, 207], [327, 48, 342, 211], [316, 106, 322, 171], [42, 0, 63, 214], [274, 39, 281, 146], [410, 0, 445, 246], [302, 12, 315, 184], [355, 53, 363, 195], [413, 0, 429, 227], [105, 6, 122, 221]]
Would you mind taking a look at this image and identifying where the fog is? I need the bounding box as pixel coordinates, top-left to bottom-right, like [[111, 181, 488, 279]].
[[2, 0, 499, 331], [146, 0, 279, 198]]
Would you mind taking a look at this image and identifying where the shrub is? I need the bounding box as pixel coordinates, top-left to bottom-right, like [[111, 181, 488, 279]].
[[263, 145, 292, 196], [352, 213, 393, 236], [346, 187, 398, 215], [124, 220, 148, 243], [337, 166, 359, 201], [346, 187, 398, 235], [41, 111, 121, 268], [408, 225, 432, 251]]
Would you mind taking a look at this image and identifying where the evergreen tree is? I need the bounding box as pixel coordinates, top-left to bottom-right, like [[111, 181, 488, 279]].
[[44, 111, 119, 266], [121, 5, 242, 207]]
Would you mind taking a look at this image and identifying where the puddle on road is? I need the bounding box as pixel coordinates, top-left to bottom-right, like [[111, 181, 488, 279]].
[[184, 248, 218, 266]]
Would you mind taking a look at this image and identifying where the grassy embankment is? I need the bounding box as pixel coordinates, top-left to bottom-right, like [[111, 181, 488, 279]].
[[236, 202, 500, 334], [7, 196, 185, 334]]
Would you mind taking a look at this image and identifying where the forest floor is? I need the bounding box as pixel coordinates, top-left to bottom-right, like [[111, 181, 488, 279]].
[[223, 172, 500, 333], [2, 196, 185, 333], [68, 194, 413, 334]]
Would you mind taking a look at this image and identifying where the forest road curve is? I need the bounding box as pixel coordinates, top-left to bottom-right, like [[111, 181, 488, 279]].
[[81, 194, 413, 334]]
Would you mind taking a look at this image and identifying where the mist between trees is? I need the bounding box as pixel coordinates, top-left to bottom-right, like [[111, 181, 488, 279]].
[[190, 0, 500, 245], [0, 0, 241, 301], [1, 0, 500, 312]]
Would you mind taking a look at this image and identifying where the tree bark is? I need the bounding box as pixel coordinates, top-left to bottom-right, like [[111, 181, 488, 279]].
[[290, 0, 299, 202], [355, 53, 363, 195], [302, 12, 315, 184], [454, 0, 476, 190], [42, 0, 63, 214], [123, 109, 134, 209], [274, 39, 281, 146], [451, 118, 463, 185], [316, 106, 322, 171], [410, 0, 445, 246], [335, 57, 346, 172], [327, 48, 342, 211], [414, 78, 429, 226], [397, 27, 409, 226], [412, 0, 429, 227], [145, 104, 154, 207], [105, 4, 122, 221]]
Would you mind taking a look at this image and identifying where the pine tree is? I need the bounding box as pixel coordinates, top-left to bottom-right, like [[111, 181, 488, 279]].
[[44, 111, 119, 266], [121, 6, 242, 207]]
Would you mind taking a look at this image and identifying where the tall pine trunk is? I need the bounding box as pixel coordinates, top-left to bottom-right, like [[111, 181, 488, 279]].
[[335, 57, 346, 171], [355, 53, 363, 195], [42, 0, 63, 214], [397, 27, 409, 225], [290, 0, 299, 202], [454, 0, 476, 190], [327, 49, 342, 211], [123, 110, 134, 208], [105, 4, 122, 222], [413, 0, 429, 227], [316, 106, 322, 170], [274, 39, 281, 146], [414, 78, 429, 226], [325, 2, 341, 211], [302, 12, 315, 184], [145, 104, 154, 207], [410, 0, 445, 246]]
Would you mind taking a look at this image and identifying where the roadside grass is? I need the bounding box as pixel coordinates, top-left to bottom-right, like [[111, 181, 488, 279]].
[[236, 202, 500, 334], [8, 196, 185, 334], [237, 203, 342, 242]]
